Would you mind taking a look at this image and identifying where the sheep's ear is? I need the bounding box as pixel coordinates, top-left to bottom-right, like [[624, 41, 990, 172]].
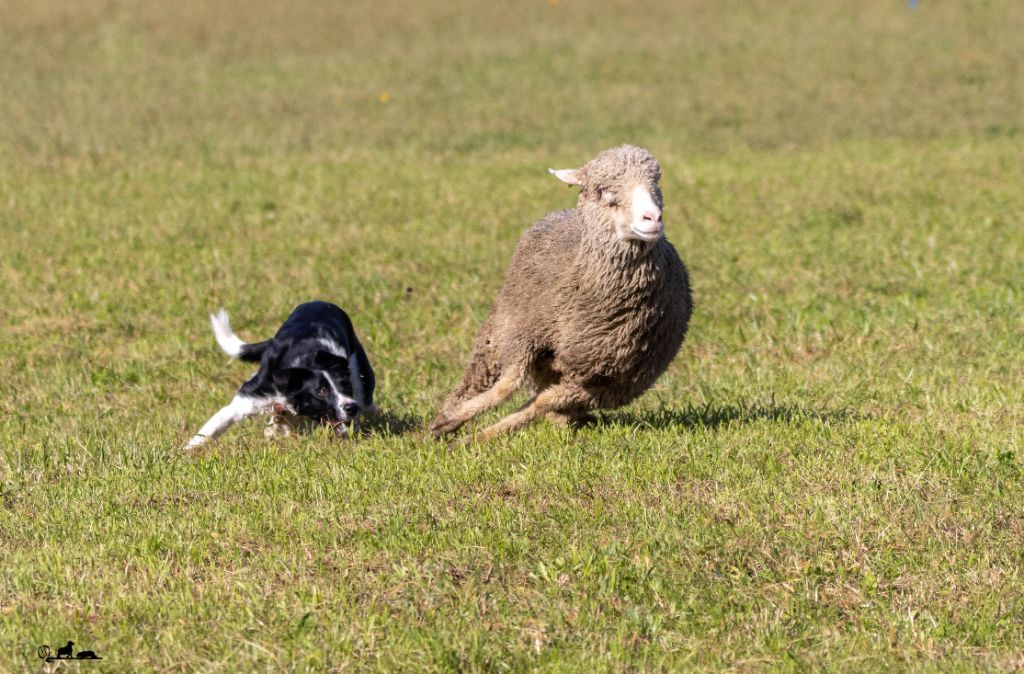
[[548, 167, 583, 186]]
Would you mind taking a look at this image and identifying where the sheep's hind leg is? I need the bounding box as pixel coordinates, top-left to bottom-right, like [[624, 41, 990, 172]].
[[474, 385, 582, 441], [546, 409, 596, 430], [429, 365, 525, 438]]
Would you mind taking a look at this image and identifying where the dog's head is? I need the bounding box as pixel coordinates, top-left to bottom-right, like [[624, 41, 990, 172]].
[[273, 349, 362, 433]]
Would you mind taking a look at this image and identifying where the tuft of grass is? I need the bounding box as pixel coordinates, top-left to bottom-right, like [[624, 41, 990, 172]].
[[1, 1, 1022, 671]]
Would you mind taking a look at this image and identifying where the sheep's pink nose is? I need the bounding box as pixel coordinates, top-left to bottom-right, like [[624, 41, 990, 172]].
[[642, 210, 661, 223]]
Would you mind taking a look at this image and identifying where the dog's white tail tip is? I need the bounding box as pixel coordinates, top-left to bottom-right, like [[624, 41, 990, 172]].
[[209, 308, 245, 358]]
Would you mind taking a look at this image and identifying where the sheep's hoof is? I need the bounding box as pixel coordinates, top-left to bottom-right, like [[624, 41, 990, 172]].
[[449, 434, 471, 450], [428, 414, 462, 439]]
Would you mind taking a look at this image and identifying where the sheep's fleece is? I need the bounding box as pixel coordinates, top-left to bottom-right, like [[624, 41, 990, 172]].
[[430, 144, 693, 440]]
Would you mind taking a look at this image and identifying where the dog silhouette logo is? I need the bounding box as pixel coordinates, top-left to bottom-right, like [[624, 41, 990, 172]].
[[37, 640, 102, 662]]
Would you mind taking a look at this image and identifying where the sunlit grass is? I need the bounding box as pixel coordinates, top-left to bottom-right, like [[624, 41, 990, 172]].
[[1, 1, 1022, 671]]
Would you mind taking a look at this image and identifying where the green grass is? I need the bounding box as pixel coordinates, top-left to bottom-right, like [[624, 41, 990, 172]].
[[1, 1, 1023, 671]]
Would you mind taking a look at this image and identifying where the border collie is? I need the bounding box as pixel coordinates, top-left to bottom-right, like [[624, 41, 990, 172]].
[[187, 301, 375, 449]]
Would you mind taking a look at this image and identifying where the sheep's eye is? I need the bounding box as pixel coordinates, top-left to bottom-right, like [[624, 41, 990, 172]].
[[316, 386, 329, 399], [600, 190, 618, 206]]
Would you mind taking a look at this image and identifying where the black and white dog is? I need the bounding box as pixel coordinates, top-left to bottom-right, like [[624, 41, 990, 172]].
[[187, 301, 375, 449]]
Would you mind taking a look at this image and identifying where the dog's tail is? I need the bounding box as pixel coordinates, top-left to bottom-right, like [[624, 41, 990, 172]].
[[209, 309, 270, 362]]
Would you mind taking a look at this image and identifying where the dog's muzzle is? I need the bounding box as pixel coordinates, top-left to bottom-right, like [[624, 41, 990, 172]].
[[323, 418, 354, 437]]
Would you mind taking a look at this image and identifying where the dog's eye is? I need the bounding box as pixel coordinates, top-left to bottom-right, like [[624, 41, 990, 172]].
[[316, 386, 329, 399]]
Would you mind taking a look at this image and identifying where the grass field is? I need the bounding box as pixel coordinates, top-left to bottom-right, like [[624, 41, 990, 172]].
[[1, 1, 1023, 671]]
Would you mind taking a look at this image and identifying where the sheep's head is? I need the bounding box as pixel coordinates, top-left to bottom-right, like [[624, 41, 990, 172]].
[[549, 144, 664, 243]]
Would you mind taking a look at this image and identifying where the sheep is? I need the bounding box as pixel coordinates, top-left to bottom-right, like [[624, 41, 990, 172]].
[[429, 144, 692, 440]]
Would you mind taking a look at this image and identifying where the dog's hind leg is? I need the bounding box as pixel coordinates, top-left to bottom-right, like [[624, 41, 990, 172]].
[[187, 395, 259, 449]]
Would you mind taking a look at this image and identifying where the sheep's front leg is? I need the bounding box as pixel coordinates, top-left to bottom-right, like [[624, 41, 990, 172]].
[[474, 385, 582, 441], [187, 395, 258, 449], [430, 366, 525, 438]]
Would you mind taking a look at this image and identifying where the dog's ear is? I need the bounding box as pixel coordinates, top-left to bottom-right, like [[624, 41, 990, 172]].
[[273, 367, 313, 390], [313, 349, 347, 369]]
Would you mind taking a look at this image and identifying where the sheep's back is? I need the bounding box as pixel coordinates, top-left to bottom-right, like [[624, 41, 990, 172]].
[[492, 209, 583, 334]]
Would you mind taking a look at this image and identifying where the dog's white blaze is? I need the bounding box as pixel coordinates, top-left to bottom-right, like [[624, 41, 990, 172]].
[[210, 309, 246, 358], [318, 338, 348, 359], [324, 372, 358, 421]]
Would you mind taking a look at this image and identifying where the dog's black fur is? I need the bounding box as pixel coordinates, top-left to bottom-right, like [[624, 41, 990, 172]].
[[234, 302, 375, 421], [187, 301, 375, 448]]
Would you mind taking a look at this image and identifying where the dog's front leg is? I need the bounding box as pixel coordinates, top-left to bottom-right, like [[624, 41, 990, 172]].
[[187, 395, 259, 449]]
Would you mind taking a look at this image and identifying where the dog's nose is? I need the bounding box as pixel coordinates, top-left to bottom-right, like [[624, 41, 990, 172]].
[[342, 402, 360, 417]]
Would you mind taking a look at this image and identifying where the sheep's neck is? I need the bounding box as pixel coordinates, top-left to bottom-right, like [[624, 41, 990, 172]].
[[575, 222, 665, 297]]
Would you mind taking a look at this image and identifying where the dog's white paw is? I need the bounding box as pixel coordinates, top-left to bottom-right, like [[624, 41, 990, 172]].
[[185, 435, 207, 450]]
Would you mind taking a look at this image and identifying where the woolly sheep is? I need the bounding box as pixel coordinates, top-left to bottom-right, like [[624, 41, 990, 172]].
[[430, 144, 693, 440]]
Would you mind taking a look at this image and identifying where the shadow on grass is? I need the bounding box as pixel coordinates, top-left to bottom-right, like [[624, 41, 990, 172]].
[[357, 400, 856, 440], [361, 409, 423, 436], [600, 399, 858, 431]]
